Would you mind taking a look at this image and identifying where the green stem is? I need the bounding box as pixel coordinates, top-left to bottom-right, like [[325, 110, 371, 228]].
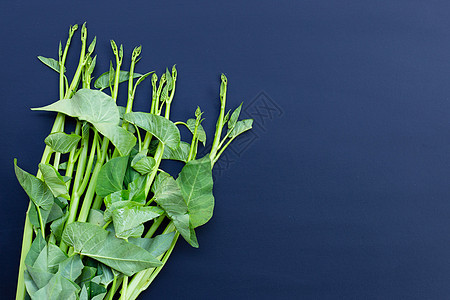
[[36, 207, 45, 239], [125, 46, 140, 114], [105, 276, 123, 300], [77, 137, 109, 222], [120, 276, 128, 300], [77, 43, 122, 220], [66, 131, 89, 224], [52, 152, 61, 169], [108, 275, 117, 300], [65, 24, 87, 97], [15, 212, 33, 300], [212, 136, 236, 167], [77, 131, 98, 196], [60, 128, 89, 253], [144, 215, 165, 238], [59, 24, 78, 100], [209, 75, 227, 160], [16, 25, 84, 300]]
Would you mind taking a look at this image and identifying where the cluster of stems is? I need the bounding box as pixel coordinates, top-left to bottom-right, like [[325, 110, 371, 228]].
[[16, 24, 235, 300]]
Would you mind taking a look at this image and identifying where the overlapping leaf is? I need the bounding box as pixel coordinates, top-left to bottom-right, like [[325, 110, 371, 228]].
[[38, 56, 65, 73], [32, 89, 136, 156], [131, 151, 156, 175], [128, 232, 176, 257], [227, 119, 253, 138], [124, 112, 180, 150], [162, 141, 190, 162], [152, 172, 198, 247], [44, 132, 81, 154], [94, 71, 142, 90], [62, 222, 162, 276], [111, 204, 163, 239], [14, 159, 54, 212], [186, 118, 206, 145], [177, 156, 214, 228], [39, 163, 70, 200], [96, 156, 128, 197]]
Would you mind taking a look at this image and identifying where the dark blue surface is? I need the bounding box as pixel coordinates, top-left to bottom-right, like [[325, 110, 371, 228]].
[[2, 1, 450, 299]]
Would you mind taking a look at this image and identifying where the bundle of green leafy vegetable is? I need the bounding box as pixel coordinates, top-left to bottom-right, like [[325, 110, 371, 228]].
[[14, 23, 253, 300]]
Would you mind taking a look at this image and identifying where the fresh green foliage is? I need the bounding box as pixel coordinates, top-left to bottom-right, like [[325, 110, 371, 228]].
[[44, 132, 81, 154], [131, 151, 156, 175], [15, 160, 54, 212], [186, 118, 206, 146], [94, 71, 142, 90], [176, 156, 214, 228], [14, 24, 253, 300], [32, 89, 136, 156], [38, 56, 66, 74], [96, 156, 129, 197], [124, 112, 180, 149], [62, 222, 162, 276], [38, 163, 70, 200], [161, 141, 190, 162], [228, 119, 253, 138]]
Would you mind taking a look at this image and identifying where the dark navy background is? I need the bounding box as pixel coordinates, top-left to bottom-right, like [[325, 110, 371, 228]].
[[2, 1, 450, 299]]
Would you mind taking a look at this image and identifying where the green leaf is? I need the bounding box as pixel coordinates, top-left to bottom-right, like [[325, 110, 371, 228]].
[[58, 255, 84, 281], [172, 214, 198, 247], [24, 270, 39, 296], [103, 200, 138, 222], [96, 125, 136, 156], [50, 212, 68, 242], [152, 173, 198, 247], [124, 112, 180, 150], [228, 119, 253, 139], [104, 190, 129, 208], [88, 36, 96, 53], [108, 61, 114, 88], [131, 152, 156, 175], [75, 266, 97, 287], [162, 141, 190, 162], [87, 55, 97, 78], [128, 232, 175, 257], [94, 70, 142, 90], [14, 159, 53, 211], [112, 205, 164, 239], [177, 156, 214, 227], [32, 89, 136, 156], [38, 56, 65, 73], [30, 272, 79, 300], [152, 173, 187, 217], [46, 202, 64, 223], [87, 209, 106, 227], [228, 103, 243, 130], [223, 109, 231, 124], [134, 71, 154, 90], [26, 243, 67, 290], [82, 280, 106, 300], [165, 68, 173, 91], [80, 285, 88, 300], [127, 175, 146, 204], [44, 132, 81, 154], [62, 222, 162, 276], [25, 234, 46, 267], [186, 119, 206, 145], [47, 243, 68, 273], [97, 263, 114, 287], [96, 156, 129, 197], [38, 163, 70, 200]]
